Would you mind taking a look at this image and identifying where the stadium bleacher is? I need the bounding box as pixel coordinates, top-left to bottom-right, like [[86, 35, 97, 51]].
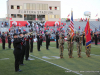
[[0, 21, 100, 35]]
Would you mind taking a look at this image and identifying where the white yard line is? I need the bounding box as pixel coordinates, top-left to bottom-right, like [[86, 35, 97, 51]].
[[0, 58, 9, 60], [29, 54, 82, 75]]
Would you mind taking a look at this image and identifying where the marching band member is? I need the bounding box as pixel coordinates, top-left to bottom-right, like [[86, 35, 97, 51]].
[[8, 34, 12, 49], [25, 32, 30, 60], [30, 33, 34, 53], [13, 33, 23, 72], [45, 32, 49, 50], [37, 33, 41, 51], [56, 32, 59, 49], [40, 34, 43, 46], [19, 32, 26, 65]]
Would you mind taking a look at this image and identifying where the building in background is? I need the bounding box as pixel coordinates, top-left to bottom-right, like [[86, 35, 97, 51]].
[[7, 0, 61, 27]]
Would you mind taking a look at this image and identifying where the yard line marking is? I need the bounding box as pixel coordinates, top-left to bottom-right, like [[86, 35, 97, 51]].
[[29, 54, 82, 75], [0, 58, 9, 60]]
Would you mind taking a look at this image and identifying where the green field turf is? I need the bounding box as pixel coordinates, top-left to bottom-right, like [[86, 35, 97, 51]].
[[0, 42, 100, 75]]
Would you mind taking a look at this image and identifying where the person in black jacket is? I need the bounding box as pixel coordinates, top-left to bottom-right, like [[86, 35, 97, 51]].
[[94, 32, 98, 45], [19, 32, 25, 65], [30, 34, 34, 52], [13, 33, 23, 72], [82, 32, 85, 46], [45, 32, 49, 50], [25, 32, 30, 60], [1, 32, 5, 49], [8, 34, 11, 48], [48, 33, 51, 46], [40, 34, 43, 46], [98, 32, 100, 42], [37, 33, 41, 51], [56, 32, 59, 49]]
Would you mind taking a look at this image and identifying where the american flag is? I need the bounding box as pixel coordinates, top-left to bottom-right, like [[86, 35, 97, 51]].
[[69, 10, 74, 38]]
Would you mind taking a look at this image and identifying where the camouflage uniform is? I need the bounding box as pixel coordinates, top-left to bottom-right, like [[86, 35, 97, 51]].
[[67, 33, 74, 58], [85, 43, 91, 57], [76, 34, 82, 57], [58, 34, 65, 58]]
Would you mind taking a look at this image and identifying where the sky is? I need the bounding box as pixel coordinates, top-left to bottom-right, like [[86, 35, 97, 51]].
[[0, 0, 100, 19]]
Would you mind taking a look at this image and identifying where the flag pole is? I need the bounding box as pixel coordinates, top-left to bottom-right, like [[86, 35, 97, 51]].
[[71, 8, 73, 43]]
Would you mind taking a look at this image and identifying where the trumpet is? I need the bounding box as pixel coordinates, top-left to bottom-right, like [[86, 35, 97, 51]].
[[26, 31, 35, 36]]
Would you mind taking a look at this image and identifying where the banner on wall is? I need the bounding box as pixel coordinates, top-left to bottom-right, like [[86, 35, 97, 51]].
[[44, 21, 61, 27], [10, 21, 29, 27]]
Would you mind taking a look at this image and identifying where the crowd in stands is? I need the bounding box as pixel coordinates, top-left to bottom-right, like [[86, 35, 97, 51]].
[[80, 18, 87, 22], [1, 22, 9, 27]]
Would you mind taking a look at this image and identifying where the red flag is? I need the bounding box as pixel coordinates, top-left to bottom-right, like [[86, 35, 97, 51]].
[[67, 14, 70, 17], [85, 19, 91, 49]]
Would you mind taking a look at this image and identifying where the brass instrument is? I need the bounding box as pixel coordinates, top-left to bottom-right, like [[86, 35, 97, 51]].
[[26, 31, 35, 36]]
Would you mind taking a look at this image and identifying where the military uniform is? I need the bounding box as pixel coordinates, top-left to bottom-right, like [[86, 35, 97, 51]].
[[85, 45, 91, 57], [85, 34, 91, 57], [67, 33, 74, 58], [58, 34, 64, 58], [76, 34, 82, 57]]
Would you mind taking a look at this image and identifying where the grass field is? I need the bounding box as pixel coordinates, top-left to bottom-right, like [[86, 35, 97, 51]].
[[0, 42, 100, 75]]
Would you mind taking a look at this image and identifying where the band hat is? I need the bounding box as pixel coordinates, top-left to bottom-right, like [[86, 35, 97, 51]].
[[13, 33, 18, 36]]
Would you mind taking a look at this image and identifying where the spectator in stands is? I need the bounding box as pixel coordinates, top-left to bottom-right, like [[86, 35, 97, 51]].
[[5, 22, 7, 27], [0, 31, 1, 37], [54, 24, 55, 28], [79, 26, 81, 30], [98, 18, 99, 21], [6, 22, 8, 26], [1, 22, 3, 27], [25, 23, 27, 27], [95, 28, 97, 32], [28, 23, 30, 27], [1, 22, 3, 25], [85, 18, 87, 21], [99, 25, 100, 30], [80, 18, 83, 21], [32, 23, 34, 27]]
